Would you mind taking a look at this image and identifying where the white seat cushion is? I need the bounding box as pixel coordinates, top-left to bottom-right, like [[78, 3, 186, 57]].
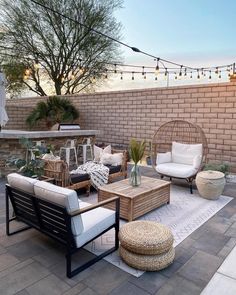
[[34, 181, 84, 236], [74, 201, 115, 248], [172, 142, 202, 166], [156, 162, 197, 178], [7, 173, 38, 194]]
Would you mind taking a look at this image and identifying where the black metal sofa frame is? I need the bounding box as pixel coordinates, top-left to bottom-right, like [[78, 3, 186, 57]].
[[6, 184, 120, 278]]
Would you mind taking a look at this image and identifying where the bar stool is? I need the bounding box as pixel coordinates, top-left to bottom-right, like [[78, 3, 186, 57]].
[[77, 137, 93, 164], [59, 139, 78, 167], [26, 140, 46, 162]]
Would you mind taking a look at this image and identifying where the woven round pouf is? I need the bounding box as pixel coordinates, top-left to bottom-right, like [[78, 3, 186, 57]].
[[119, 221, 174, 271], [196, 170, 226, 200], [120, 245, 175, 271], [119, 221, 174, 255]]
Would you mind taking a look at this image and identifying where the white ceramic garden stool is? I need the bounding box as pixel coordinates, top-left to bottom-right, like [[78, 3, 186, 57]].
[[196, 170, 226, 200], [59, 139, 78, 167], [77, 137, 93, 164]]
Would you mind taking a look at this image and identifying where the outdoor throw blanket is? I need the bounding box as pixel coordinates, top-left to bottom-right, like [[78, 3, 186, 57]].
[[70, 161, 109, 189]]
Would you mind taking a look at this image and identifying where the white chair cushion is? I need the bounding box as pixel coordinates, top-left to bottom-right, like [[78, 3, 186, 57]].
[[100, 152, 123, 166], [7, 173, 38, 194], [156, 163, 197, 178], [94, 145, 111, 162], [156, 152, 171, 165], [34, 181, 84, 236], [74, 201, 115, 248], [172, 142, 202, 165]]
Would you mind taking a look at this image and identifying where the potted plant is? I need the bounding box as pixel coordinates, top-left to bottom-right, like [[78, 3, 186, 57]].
[[26, 96, 79, 129], [129, 138, 146, 186], [6, 138, 51, 178], [203, 162, 230, 176]]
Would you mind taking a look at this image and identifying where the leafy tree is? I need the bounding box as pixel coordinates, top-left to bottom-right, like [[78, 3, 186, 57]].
[[0, 0, 122, 96], [26, 96, 79, 128]]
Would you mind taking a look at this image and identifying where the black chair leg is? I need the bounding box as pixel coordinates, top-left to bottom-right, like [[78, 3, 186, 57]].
[[5, 190, 31, 236]]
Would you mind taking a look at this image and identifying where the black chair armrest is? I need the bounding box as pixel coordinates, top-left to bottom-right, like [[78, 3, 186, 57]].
[[69, 196, 120, 217]]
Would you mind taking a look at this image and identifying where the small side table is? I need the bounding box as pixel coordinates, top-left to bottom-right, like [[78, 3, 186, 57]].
[[196, 170, 226, 200]]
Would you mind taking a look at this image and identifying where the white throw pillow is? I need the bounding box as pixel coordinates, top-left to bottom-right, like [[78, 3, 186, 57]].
[[93, 145, 111, 162], [193, 154, 202, 170], [172, 142, 202, 166], [100, 152, 123, 166], [156, 152, 171, 165]]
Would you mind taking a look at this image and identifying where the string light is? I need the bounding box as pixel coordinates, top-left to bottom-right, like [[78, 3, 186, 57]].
[[209, 70, 212, 80], [197, 69, 200, 79], [114, 64, 117, 74], [132, 71, 134, 80], [155, 58, 160, 75], [34, 58, 40, 70], [25, 69, 31, 76], [105, 69, 108, 79], [184, 68, 187, 78], [142, 66, 145, 75], [143, 72, 146, 79], [120, 72, 123, 80], [179, 66, 183, 78], [190, 72, 193, 79], [219, 70, 221, 79]]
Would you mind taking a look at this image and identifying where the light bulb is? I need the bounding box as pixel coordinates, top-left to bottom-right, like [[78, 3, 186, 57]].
[[25, 69, 30, 76]]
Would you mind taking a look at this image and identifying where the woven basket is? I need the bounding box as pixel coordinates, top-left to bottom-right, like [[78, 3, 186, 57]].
[[196, 170, 226, 200], [119, 221, 173, 255], [119, 245, 175, 271]]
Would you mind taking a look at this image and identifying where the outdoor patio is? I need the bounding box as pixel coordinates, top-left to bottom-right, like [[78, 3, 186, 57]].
[[0, 166, 236, 295]]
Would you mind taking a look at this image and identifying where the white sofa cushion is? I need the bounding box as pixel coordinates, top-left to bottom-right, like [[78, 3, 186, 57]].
[[156, 152, 172, 165], [7, 173, 38, 194], [94, 145, 111, 162], [172, 142, 202, 166], [156, 162, 197, 178], [74, 201, 115, 248], [34, 181, 84, 236], [100, 152, 123, 166]]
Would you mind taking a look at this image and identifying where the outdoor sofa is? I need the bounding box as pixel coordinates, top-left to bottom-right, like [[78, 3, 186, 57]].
[[6, 173, 120, 278]]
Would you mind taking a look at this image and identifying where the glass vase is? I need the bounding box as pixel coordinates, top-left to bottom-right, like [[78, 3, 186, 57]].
[[129, 164, 141, 187]]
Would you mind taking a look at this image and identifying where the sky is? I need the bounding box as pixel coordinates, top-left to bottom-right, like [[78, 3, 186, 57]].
[[102, 0, 236, 91]]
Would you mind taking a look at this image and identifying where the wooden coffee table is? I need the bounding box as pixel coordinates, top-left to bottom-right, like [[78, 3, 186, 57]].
[[98, 176, 171, 221]]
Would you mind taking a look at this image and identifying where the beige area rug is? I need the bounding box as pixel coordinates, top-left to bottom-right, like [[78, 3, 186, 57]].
[[82, 185, 232, 277]]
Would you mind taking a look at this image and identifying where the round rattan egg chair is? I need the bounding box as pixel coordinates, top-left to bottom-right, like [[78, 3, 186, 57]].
[[151, 120, 208, 193]]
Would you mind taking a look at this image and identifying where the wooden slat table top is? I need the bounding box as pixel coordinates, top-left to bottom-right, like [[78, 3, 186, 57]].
[[99, 176, 171, 199]]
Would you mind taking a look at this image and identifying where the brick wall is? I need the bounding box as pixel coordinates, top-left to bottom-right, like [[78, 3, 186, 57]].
[[5, 82, 236, 171]]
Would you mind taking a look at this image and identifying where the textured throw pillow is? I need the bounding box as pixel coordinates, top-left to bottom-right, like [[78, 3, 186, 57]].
[[100, 152, 123, 166], [93, 145, 111, 162]]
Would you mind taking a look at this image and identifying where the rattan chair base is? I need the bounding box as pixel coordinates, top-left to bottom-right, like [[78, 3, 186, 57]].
[[119, 245, 175, 271], [119, 221, 174, 255]]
